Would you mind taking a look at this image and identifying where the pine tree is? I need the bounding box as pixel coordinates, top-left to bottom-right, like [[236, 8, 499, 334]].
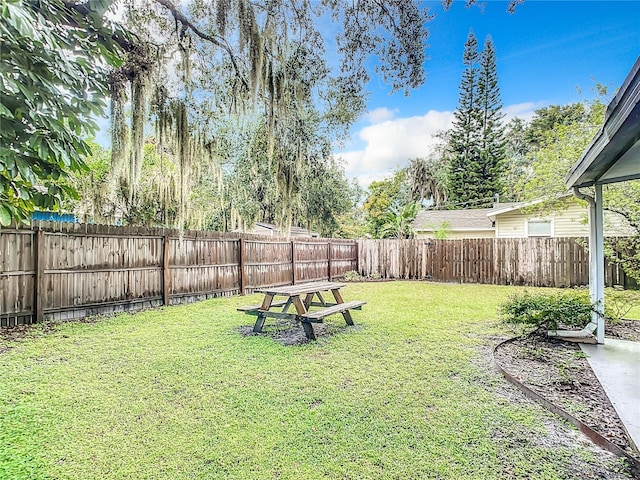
[[447, 31, 482, 207], [447, 32, 505, 208], [477, 35, 506, 200]]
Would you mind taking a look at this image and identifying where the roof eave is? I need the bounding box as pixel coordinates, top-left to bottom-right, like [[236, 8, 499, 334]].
[[566, 56, 640, 188], [416, 227, 495, 232]]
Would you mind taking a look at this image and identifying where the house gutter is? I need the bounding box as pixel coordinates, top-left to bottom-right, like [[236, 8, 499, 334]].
[[548, 187, 604, 342]]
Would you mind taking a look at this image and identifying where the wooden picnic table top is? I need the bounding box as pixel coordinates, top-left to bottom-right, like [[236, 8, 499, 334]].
[[255, 281, 346, 297]]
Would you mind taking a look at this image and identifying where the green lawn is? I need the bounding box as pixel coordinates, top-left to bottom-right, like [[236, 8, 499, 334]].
[[0, 282, 630, 479]]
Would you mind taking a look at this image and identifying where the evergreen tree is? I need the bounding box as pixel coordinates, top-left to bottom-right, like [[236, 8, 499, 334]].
[[447, 31, 482, 207], [477, 35, 506, 200], [447, 32, 505, 208]]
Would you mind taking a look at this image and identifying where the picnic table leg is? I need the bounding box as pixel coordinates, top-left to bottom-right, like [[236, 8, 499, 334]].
[[331, 288, 354, 326], [281, 297, 293, 313], [303, 293, 314, 309], [253, 294, 274, 333], [316, 292, 328, 306], [301, 321, 317, 340], [292, 295, 317, 340]]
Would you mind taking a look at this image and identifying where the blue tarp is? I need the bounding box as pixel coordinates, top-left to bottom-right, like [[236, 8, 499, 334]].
[[31, 211, 77, 223]]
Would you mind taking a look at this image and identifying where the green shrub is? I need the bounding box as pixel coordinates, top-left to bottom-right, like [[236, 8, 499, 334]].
[[498, 289, 594, 332], [344, 270, 364, 281], [605, 287, 640, 323]]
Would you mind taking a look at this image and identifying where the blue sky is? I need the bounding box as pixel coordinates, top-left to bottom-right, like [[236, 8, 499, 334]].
[[340, 0, 640, 187]]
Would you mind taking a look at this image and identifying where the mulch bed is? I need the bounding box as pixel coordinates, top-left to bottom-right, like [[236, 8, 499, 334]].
[[494, 319, 640, 459]]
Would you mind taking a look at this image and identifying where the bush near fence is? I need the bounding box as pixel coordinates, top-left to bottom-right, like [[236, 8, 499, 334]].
[[0, 222, 635, 326]]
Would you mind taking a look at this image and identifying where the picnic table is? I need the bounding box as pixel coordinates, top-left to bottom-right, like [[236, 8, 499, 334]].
[[237, 281, 365, 340]]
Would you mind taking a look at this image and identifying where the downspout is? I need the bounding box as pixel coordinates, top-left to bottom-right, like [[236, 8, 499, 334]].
[[571, 186, 593, 206], [547, 187, 601, 341]]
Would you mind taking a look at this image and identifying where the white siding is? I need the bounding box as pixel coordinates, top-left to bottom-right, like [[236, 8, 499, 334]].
[[495, 212, 526, 238], [495, 201, 634, 238], [550, 204, 589, 237], [417, 229, 495, 240]]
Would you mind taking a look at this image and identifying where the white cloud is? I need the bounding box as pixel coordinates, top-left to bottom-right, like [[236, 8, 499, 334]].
[[366, 107, 397, 124], [336, 110, 454, 188], [503, 102, 545, 122], [336, 102, 549, 188]]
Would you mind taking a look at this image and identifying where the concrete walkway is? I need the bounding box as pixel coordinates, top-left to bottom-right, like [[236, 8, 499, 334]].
[[581, 338, 640, 453]]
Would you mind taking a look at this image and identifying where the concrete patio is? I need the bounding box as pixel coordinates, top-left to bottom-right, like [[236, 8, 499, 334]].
[[581, 338, 640, 454]]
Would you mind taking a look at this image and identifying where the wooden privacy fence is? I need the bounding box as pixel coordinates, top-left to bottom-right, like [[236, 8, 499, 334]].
[[2, 225, 635, 327], [358, 237, 634, 288], [0, 223, 358, 327]]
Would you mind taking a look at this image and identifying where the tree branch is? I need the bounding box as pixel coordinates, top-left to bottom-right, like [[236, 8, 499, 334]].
[[604, 206, 640, 231], [154, 0, 249, 92]]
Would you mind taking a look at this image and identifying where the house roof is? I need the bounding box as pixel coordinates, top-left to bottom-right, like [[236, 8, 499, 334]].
[[487, 193, 573, 218], [254, 222, 317, 237], [566, 56, 640, 188], [414, 204, 518, 231]]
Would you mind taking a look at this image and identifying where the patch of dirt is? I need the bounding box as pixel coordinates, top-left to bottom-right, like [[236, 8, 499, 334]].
[[238, 319, 361, 345], [494, 319, 640, 464], [0, 314, 116, 355]]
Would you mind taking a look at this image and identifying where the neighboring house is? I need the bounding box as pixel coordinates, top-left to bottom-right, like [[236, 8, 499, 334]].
[[242, 222, 319, 238], [413, 205, 505, 239], [414, 197, 635, 239]]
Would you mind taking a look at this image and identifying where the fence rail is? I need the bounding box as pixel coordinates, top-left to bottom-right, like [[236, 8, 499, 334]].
[[1, 224, 636, 327], [0, 222, 358, 327]]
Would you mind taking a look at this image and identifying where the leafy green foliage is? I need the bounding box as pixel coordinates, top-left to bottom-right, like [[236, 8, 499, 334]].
[[524, 103, 588, 150], [604, 287, 640, 323], [0, 0, 124, 225], [512, 98, 640, 284], [363, 171, 408, 237], [335, 1, 430, 96], [602, 181, 640, 283], [433, 221, 452, 240], [519, 102, 605, 201], [110, 0, 432, 232], [499, 289, 593, 332], [379, 202, 419, 239]]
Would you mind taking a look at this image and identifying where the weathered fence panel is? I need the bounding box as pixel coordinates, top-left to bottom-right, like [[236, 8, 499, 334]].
[[0, 230, 35, 325], [295, 242, 329, 283], [358, 237, 631, 288], [331, 241, 358, 280], [244, 240, 292, 291], [0, 223, 357, 327], [169, 237, 240, 301]]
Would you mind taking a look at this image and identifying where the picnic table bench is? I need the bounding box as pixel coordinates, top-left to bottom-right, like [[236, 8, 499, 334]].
[[237, 281, 365, 340]]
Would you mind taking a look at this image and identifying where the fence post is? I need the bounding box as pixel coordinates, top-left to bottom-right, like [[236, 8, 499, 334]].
[[291, 241, 297, 285], [162, 234, 170, 305], [327, 240, 332, 281], [239, 238, 246, 295], [34, 229, 45, 324]]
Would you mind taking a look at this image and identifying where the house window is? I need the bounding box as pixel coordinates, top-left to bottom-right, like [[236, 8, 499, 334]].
[[527, 219, 552, 237]]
